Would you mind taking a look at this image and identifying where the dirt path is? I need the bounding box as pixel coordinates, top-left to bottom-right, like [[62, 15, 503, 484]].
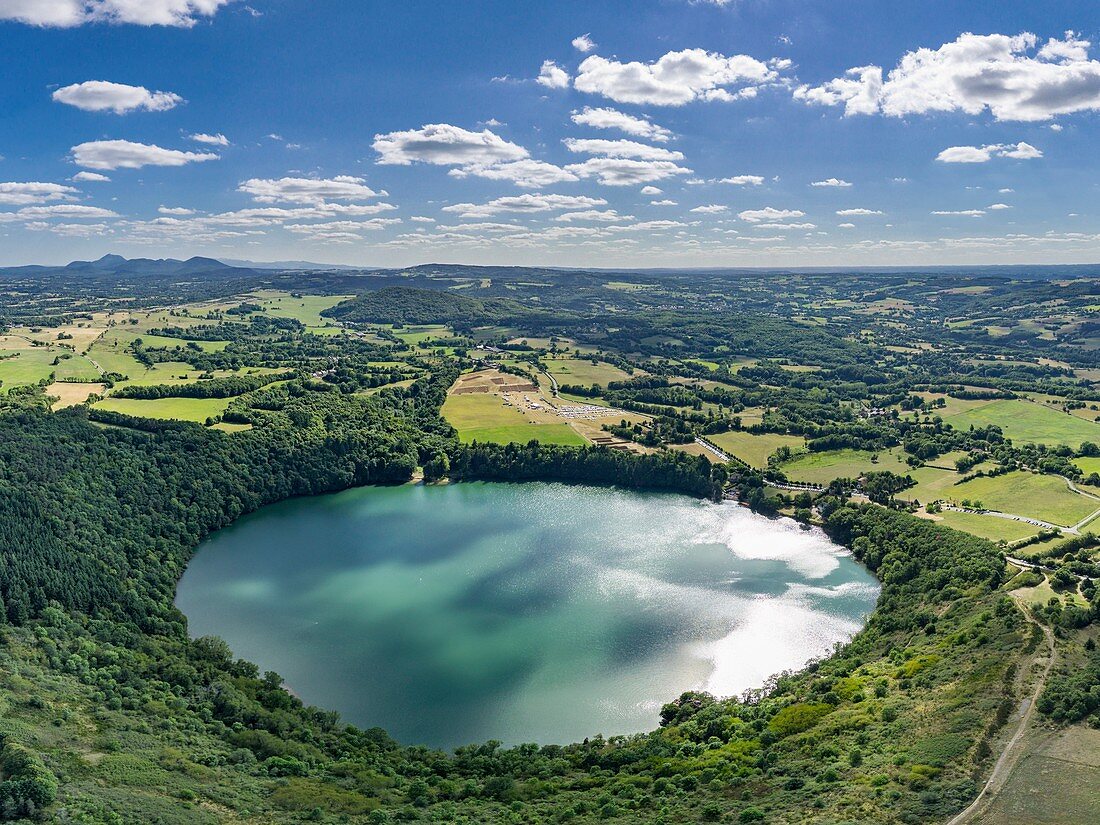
[[944, 601, 1055, 825]]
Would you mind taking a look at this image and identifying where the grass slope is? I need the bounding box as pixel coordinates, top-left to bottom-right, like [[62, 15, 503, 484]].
[[944, 399, 1100, 449], [94, 396, 233, 423], [708, 431, 806, 468], [950, 471, 1097, 527]]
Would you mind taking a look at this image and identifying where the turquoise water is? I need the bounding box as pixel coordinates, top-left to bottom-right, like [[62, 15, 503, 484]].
[[176, 482, 878, 749]]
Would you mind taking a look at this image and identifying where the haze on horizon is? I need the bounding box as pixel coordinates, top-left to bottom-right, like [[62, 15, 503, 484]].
[[1, 0, 1100, 269]]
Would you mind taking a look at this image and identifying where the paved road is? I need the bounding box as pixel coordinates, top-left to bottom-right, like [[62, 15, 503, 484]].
[[694, 438, 731, 463]]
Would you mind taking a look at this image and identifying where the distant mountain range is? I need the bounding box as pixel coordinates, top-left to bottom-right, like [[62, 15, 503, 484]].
[[0, 254, 1097, 281], [0, 254, 363, 277], [65, 254, 237, 276], [216, 258, 360, 271]]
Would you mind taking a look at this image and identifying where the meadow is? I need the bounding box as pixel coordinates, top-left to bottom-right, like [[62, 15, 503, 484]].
[[943, 399, 1100, 448], [0, 348, 60, 390], [778, 447, 910, 484], [1075, 456, 1100, 476], [930, 509, 1043, 544], [708, 431, 806, 468], [249, 291, 354, 326], [545, 356, 634, 387], [950, 471, 1098, 527], [93, 396, 234, 423], [441, 391, 586, 446]]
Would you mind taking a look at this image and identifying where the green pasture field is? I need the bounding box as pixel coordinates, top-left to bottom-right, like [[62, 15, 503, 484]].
[[545, 357, 633, 387], [113, 330, 229, 353], [442, 392, 587, 447], [249, 291, 354, 326], [708, 431, 806, 468], [304, 326, 345, 337], [1074, 456, 1100, 475], [684, 358, 719, 371], [442, 393, 530, 430], [950, 471, 1098, 527], [916, 392, 996, 417], [94, 396, 233, 423], [52, 355, 102, 382], [901, 465, 964, 505], [932, 510, 1042, 543], [0, 348, 58, 390], [90, 350, 204, 386], [391, 325, 457, 347], [456, 423, 586, 447], [942, 399, 1100, 448], [778, 448, 909, 484]]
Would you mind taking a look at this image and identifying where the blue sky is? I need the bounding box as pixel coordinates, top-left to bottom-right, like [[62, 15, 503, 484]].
[[1, 0, 1099, 267]]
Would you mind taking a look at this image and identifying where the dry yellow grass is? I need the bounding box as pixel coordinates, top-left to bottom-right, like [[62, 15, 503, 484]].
[[48, 382, 105, 409]]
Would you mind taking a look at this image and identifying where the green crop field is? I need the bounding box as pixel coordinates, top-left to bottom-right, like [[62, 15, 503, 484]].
[[93, 396, 233, 423], [943, 399, 1100, 448], [779, 448, 909, 484], [545, 357, 634, 387], [949, 471, 1098, 527], [708, 431, 806, 468]]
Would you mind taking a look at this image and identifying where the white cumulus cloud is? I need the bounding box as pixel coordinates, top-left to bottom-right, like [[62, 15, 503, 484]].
[[449, 159, 578, 188], [52, 80, 182, 113], [570, 107, 673, 142], [811, 178, 852, 187], [537, 60, 571, 89], [574, 48, 779, 106], [16, 204, 119, 219], [237, 176, 383, 204], [563, 138, 684, 161], [2, 0, 232, 27], [554, 209, 628, 222], [836, 208, 883, 216], [0, 181, 79, 204], [189, 132, 229, 145], [374, 123, 528, 166], [71, 171, 110, 182], [738, 206, 805, 222], [442, 194, 607, 218], [564, 157, 692, 186], [719, 175, 765, 186], [572, 33, 596, 53], [796, 31, 1100, 121], [70, 139, 218, 169], [936, 142, 1043, 162]]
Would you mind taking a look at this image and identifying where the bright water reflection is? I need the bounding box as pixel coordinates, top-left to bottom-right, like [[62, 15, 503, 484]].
[[177, 482, 879, 749]]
